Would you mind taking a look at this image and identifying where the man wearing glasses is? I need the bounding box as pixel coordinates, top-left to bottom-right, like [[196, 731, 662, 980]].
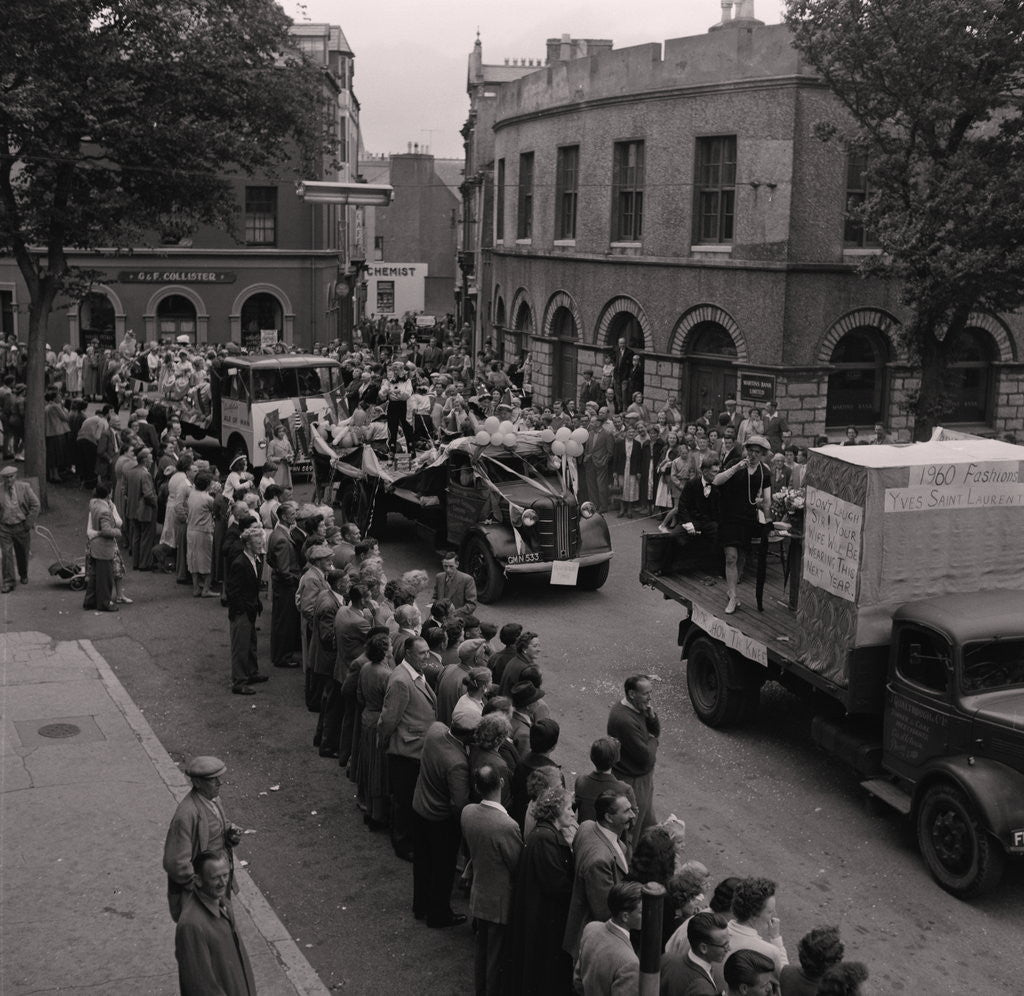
[[660, 911, 731, 994], [162, 756, 243, 921]]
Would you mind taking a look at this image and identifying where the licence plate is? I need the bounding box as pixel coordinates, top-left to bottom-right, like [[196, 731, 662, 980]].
[[507, 552, 541, 566]]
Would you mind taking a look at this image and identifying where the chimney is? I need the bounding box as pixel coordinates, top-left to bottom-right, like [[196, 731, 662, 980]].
[[407, 141, 412, 153]]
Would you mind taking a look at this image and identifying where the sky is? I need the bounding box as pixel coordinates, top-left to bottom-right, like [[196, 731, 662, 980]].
[[287, 0, 789, 160]]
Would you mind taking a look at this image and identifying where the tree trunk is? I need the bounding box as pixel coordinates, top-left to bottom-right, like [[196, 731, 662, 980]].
[[24, 290, 55, 509], [913, 328, 948, 442]]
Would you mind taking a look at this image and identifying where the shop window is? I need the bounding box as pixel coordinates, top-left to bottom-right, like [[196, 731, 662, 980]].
[[376, 280, 395, 314], [826, 327, 889, 428], [517, 153, 534, 240], [694, 136, 736, 244], [612, 141, 644, 242], [946, 327, 996, 424], [555, 145, 579, 240], [245, 186, 277, 246]]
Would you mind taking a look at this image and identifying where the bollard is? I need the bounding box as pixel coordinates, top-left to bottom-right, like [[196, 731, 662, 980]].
[[638, 881, 665, 995]]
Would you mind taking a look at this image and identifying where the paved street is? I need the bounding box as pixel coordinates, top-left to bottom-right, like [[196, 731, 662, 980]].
[[6, 482, 1023, 994]]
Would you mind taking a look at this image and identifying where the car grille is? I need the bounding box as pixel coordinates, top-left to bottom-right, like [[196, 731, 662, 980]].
[[535, 500, 580, 560]]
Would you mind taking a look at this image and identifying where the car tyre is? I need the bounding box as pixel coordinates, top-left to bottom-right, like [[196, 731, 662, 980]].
[[464, 534, 505, 604]]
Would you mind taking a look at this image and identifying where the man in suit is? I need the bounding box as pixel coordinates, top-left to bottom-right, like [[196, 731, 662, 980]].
[[266, 501, 302, 668], [297, 543, 334, 674], [762, 400, 788, 453], [411, 718, 474, 928], [660, 453, 721, 574], [720, 397, 742, 433], [432, 550, 477, 618], [574, 881, 643, 996], [461, 764, 523, 996], [660, 912, 731, 996], [379, 636, 437, 861], [613, 337, 634, 411], [391, 603, 422, 665], [224, 526, 266, 695], [563, 790, 636, 960], [578, 369, 604, 409], [125, 447, 158, 570], [582, 417, 615, 512]]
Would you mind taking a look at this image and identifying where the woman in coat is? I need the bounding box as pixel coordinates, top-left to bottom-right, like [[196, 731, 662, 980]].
[[510, 786, 576, 995], [355, 633, 393, 828], [266, 424, 294, 489], [84, 485, 122, 612], [186, 471, 216, 597]]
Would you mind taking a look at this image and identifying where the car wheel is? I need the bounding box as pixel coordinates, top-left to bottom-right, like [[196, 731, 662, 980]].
[[464, 535, 505, 603], [917, 782, 1005, 898]]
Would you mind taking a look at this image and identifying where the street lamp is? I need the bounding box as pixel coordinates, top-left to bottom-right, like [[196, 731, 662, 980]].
[[294, 181, 393, 205]]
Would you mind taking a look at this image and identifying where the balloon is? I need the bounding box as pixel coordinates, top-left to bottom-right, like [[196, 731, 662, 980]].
[[474, 430, 491, 446], [566, 440, 583, 458], [570, 427, 589, 444], [498, 420, 515, 435], [555, 426, 572, 442], [551, 440, 567, 456], [504, 434, 518, 449], [490, 432, 504, 447], [483, 416, 500, 434], [539, 428, 555, 444]]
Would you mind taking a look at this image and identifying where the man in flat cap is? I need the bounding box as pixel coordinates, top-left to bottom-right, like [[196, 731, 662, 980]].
[[225, 525, 266, 695], [125, 447, 158, 570], [163, 756, 242, 921], [0, 465, 40, 593]]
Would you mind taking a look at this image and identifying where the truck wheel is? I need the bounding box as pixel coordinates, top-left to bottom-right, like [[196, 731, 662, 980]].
[[464, 535, 505, 604], [686, 636, 746, 728], [577, 560, 610, 590], [916, 783, 1005, 898]]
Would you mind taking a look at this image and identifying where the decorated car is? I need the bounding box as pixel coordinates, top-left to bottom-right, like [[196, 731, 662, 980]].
[[313, 419, 613, 602]]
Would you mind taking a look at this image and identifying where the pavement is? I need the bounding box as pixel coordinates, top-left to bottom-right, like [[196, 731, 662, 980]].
[[0, 627, 330, 996]]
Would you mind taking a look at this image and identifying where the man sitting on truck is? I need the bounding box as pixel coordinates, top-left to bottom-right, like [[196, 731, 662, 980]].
[[660, 453, 721, 574]]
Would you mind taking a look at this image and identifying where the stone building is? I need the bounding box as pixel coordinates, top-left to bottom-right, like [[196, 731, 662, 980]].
[[0, 23, 369, 353], [359, 149, 462, 320], [470, 8, 1024, 442]]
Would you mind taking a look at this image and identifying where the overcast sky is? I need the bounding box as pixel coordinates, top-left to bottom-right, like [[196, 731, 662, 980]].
[[287, 1, 789, 159]]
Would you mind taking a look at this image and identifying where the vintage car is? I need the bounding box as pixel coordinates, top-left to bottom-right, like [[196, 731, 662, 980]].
[[328, 432, 613, 602]]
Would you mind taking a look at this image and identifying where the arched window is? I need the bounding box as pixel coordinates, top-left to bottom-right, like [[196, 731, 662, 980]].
[[826, 327, 889, 427], [946, 328, 996, 424], [79, 292, 116, 350], [494, 297, 506, 329], [550, 306, 577, 339], [514, 302, 534, 335], [156, 294, 197, 344], [240, 292, 283, 350], [688, 322, 738, 358], [606, 312, 644, 351]]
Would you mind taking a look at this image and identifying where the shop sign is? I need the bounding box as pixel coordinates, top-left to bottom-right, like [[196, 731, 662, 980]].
[[738, 372, 776, 404], [117, 270, 236, 284]]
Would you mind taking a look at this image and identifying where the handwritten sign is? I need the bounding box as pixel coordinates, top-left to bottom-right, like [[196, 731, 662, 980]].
[[260, 329, 279, 349], [802, 487, 863, 602], [885, 460, 1024, 512], [690, 604, 768, 667], [550, 560, 580, 586]]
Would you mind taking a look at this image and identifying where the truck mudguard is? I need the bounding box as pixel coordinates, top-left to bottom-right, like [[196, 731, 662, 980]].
[[915, 756, 1024, 847], [579, 514, 612, 556]]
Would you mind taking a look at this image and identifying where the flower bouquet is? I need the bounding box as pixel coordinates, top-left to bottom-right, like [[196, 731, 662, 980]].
[[770, 486, 806, 532]]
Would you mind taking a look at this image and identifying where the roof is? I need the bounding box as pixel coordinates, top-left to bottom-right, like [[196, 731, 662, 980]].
[[816, 439, 1024, 468], [222, 355, 341, 371], [894, 590, 1024, 643]]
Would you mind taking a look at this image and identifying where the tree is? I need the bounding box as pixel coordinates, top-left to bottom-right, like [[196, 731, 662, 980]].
[[0, 0, 329, 500], [785, 0, 1024, 438]]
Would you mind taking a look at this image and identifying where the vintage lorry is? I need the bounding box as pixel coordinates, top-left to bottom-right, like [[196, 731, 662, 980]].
[[181, 353, 344, 470], [325, 430, 613, 602], [640, 437, 1024, 897]]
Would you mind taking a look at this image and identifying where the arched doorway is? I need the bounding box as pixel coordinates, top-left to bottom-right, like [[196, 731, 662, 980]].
[[946, 327, 996, 424], [156, 294, 197, 345], [825, 327, 890, 428], [550, 305, 579, 403], [240, 292, 284, 351], [685, 322, 738, 421], [78, 292, 116, 350]]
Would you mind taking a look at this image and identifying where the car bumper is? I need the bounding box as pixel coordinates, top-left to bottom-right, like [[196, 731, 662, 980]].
[[503, 551, 613, 575]]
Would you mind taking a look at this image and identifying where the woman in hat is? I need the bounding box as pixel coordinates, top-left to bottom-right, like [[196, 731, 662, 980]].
[[266, 424, 294, 488], [223, 454, 253, 502], [713, 435, 772, 614]]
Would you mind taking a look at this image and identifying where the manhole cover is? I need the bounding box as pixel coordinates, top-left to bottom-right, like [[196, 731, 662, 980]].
[[38, 723, 82, 739]]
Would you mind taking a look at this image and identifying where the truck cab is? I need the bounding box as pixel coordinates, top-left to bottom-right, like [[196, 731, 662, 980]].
[[878, 592, 1024, 897]]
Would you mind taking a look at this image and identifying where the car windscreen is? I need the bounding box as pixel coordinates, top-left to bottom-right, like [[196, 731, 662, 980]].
[[250, 366, 340, 401], [961, 638, 1024, 694]]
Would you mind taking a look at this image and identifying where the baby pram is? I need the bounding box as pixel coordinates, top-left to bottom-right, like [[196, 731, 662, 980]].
[[34, 525, 87, 591]]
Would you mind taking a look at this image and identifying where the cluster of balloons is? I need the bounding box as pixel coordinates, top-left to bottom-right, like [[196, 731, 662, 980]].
[[541, 425, 589, 458], [474, 416, 521, 449]]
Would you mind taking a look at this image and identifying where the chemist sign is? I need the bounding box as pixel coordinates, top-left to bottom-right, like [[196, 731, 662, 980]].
[[364, 262, 428, 318], [802, 487, 864, 602]]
